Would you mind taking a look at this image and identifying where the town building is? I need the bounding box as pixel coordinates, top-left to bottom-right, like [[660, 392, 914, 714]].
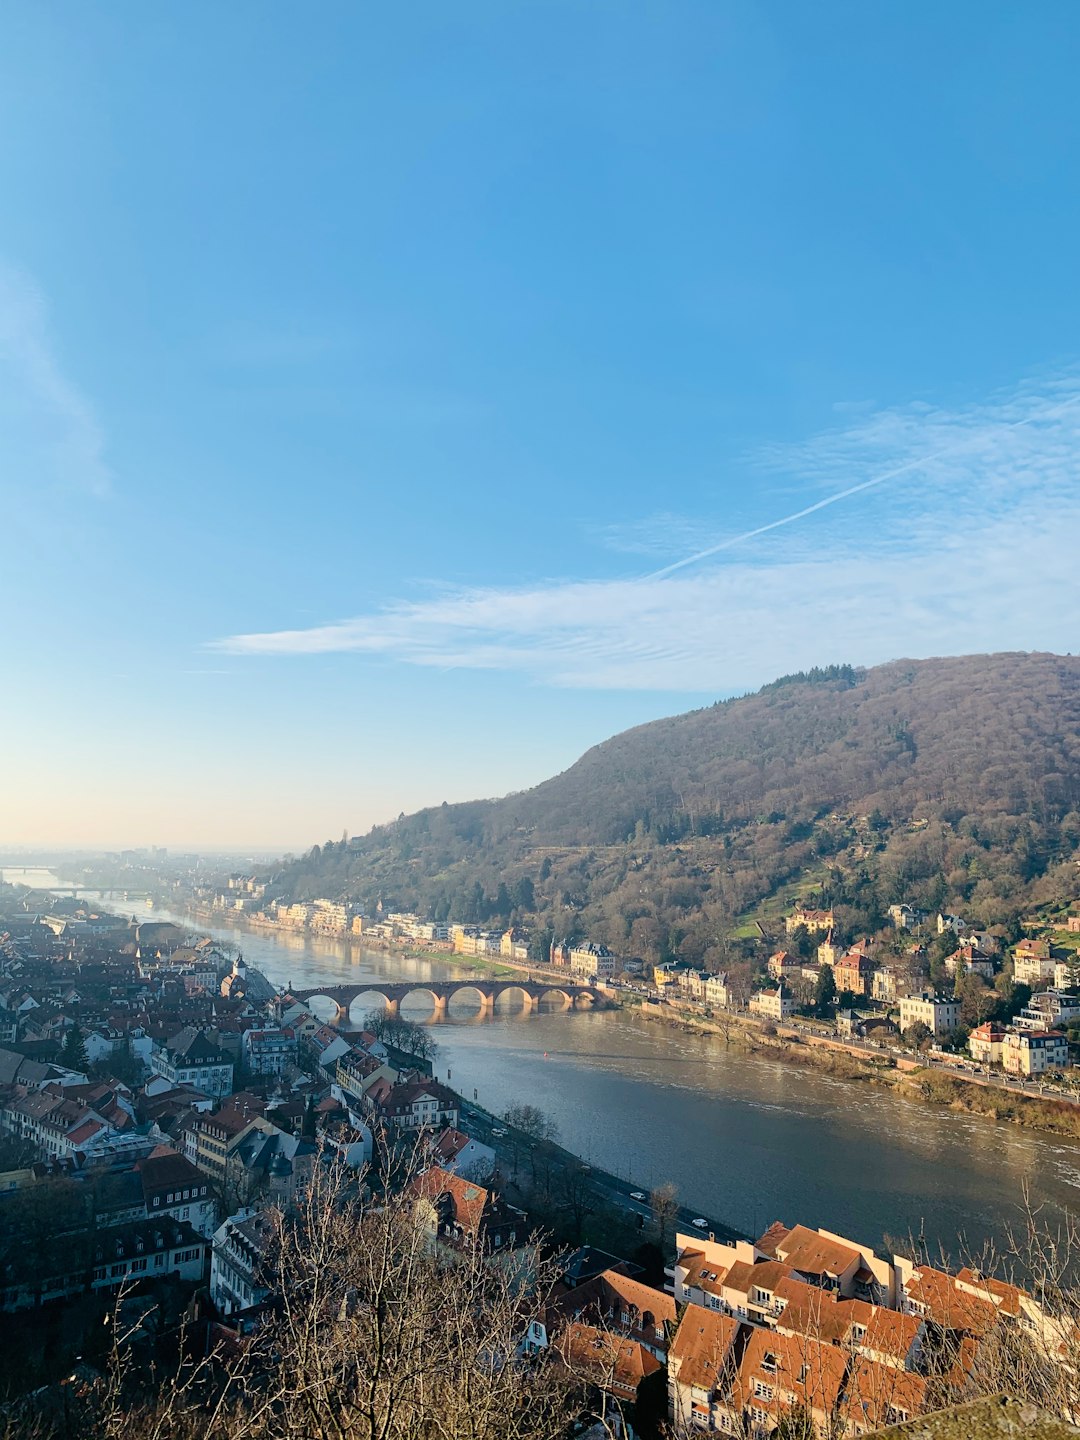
[[568, 943, 619, 979], [766, 951, 802, 982], [937, 913, 967, 936], [430, 1126, 496, 1181], [210, 1208, 274, 1318], [967, 1022, 1007, 1067], [749, 986, 794, 1023], [240, 1026, 297, 1076], [1015, 991, 1080, 1032], [667, 1307, 742, 1434], [150, 1027, 234, 1098], [410, 1165, 525, 1254], [0, 1216, 207, 1312], [1002, 1029, 1070, 1077], [785, 907, 835, 937], [898, 993, 961, 1039], [367, 1076, 460, 1131], [704, 973, 731, 1009], [887, 905, 927, 931], [834, 952, 877, 997], [227, 1118, 316, 1206]]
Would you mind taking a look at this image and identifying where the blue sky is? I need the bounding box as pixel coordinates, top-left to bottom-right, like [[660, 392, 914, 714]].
[[3, 3, 1080, 849]]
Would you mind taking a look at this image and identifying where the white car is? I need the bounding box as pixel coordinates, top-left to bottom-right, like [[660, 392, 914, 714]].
[[491, 1127, 507, 1137], [630, 1190, 646, 1202], [691, 1217, 708, 1229]]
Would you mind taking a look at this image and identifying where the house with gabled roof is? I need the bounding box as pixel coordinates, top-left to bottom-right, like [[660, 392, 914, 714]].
[[839, 1355, 928, 1434], [667, 1307, 742, 1433], [409, 1164, 524, 1254], [731, 1326, 848, 1439], [558, 1321, 663, 1409], [549, 1267, 677, 1361]]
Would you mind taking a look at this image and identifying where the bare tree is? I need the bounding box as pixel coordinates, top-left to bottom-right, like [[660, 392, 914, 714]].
[[68, 1152, 583, 1440], [650, 1181, 680, 1252]]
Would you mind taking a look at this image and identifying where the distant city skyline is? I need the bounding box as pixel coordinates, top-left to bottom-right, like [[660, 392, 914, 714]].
[[4, 4, 1080, 847]]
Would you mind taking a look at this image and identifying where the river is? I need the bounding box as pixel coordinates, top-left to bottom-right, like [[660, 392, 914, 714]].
[[7, 868, 1079, 1260]]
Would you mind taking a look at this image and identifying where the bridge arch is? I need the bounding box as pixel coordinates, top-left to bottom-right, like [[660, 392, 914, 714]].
[[489, 982, 540, 1014], [392, 986, 450, 1022], [537, 986, 574, 1011], [343, 988, 398, 1023], [445, 983, 496, 1013]]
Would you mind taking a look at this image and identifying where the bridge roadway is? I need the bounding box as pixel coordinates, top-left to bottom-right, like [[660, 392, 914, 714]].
[[291, 976, 613, 1023]]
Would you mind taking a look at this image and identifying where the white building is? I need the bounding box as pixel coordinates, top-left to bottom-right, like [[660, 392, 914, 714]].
[[210, 1209, 274, 1317], [150, 1028, 233, 1098], [749, 985, 795, 1022], [1015, 991, 1080, 1032], [241, 1026, 298, 1076], [569, 943, 619, 979], [1003, 1030, 1070, 1077], [899, 993, 961, 1039]]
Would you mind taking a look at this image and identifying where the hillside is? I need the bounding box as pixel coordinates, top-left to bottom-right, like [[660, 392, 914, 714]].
[[271, 653, 1080, 965]]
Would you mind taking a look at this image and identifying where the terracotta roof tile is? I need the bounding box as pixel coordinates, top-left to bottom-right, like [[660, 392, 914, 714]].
[[669, 1308, 741, 1392]]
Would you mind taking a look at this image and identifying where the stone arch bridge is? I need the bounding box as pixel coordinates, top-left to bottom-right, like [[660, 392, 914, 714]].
[[292, 978, 614, 1024]]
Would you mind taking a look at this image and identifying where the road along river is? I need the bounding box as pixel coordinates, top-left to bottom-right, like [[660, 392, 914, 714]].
[[11, 874, 1080, 1260]]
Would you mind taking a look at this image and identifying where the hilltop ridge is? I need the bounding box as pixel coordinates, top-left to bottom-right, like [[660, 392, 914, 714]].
[[271, 652, 1080, 964]]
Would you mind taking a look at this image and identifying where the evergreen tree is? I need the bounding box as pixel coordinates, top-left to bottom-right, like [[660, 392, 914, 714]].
[[61, 1024, 89, 1073], [814, 965, 837, 1017]]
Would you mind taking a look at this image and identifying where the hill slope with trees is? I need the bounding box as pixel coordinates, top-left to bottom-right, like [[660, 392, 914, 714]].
[[270, 653, 1080, 967]]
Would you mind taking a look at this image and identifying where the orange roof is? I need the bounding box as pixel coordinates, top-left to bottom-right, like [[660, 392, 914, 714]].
[[411, 1165, 490, 1236], [597, 1268, 676, 1325], [669, 1308, 741, 1392], [679, 1251, 730, 1299], [860, 1307, 924, 1362], [756, 1221, 792, 1257], [774, 1225, 862, 1279], [723, 1258, 792, 1300], [773, 1275, 872, 1345], [903, 1267, 999, 1335], [839, 1355, 928, 1430], [558, 1322, 661, 1399], [734, 1327, 848, 1420], [955, 1268, 1023, 1319]]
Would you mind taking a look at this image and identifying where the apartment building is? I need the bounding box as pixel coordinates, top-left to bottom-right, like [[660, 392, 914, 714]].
[[1002, 1029, 1069, 1077], [898, 993, 961, 1039], [749, 986, 794, 1022]]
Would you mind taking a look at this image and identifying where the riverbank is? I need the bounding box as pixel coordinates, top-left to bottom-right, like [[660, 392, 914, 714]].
[[181, 901, 537, 984], [636, 999, 1080, 1139]]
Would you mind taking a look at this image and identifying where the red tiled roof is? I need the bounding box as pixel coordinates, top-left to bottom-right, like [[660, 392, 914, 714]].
[[669, 1308, 740, 1392]]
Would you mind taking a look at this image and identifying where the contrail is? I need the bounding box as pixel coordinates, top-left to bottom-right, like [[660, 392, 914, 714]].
[[644, 391, 1080, 582]]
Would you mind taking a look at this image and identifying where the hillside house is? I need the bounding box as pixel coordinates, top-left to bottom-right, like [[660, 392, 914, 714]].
[[786, 907, 835, 937]]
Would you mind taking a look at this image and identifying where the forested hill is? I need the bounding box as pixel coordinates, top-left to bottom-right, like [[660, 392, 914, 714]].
[[271, 653, 1080, 964]]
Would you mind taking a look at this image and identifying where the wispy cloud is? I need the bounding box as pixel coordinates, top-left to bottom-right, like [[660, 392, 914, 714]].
[[0, 260, 112, 501], [214, 376, 1080, 692]]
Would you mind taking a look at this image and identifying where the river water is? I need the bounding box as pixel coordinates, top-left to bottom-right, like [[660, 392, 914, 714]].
[[7, 869, 1079, 1259]]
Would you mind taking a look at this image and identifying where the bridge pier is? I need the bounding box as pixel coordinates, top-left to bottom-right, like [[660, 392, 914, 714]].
[[477, 992, 494, 1017], [519, 991, 537, 1014], [430, 994, 447, 1020]]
